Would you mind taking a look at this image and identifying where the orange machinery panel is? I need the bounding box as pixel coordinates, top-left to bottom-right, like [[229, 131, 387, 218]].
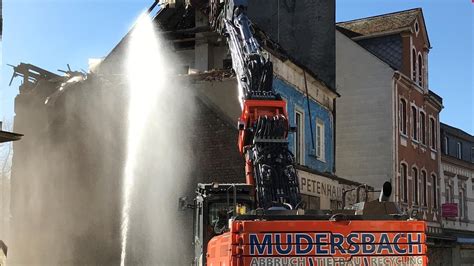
[[237, 99, 288, 154], [207, 219, 428, 266], [237, 99, 288, 186]]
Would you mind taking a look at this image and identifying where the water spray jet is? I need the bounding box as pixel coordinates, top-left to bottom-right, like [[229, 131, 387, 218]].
[[120, 7, 164, 266], [119, 1, 194, 264]]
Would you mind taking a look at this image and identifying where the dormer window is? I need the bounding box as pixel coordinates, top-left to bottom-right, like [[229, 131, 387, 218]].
[[444, 136, 449, 154], [457, 142, 462, 159]]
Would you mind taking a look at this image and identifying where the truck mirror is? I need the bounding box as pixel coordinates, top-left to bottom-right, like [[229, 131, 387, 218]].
[[379, 182, 392, 202], [178, 196, 194, 210]]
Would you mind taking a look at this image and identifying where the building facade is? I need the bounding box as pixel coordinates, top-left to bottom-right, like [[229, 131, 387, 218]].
[[440, 123, 474, 265]]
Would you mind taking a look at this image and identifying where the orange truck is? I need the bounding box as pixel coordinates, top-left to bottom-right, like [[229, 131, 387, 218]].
[[176, 0, 429, 265], [208, 219, 426, 265], [184, 183, 428, 266]]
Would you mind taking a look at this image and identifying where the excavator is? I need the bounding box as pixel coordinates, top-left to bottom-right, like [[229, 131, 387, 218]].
[[175, 0, 428, 265]]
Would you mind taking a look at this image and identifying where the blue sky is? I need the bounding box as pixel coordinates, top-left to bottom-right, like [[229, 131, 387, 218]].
[[1, 0, 473, 134], [0, 0, 150, 123]]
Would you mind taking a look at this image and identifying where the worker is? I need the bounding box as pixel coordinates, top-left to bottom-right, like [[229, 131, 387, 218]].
[[212, 209, 228, 235]]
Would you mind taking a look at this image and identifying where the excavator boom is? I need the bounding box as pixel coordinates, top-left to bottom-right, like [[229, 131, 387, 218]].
[[211, 0, 301, 210]]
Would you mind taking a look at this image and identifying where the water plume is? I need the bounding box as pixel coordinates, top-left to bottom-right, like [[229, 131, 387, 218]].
[[121, 12, 162, 265], [121, 11, 194, 265]]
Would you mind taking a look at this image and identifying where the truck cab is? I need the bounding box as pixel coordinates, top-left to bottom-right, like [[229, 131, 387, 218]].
[[192, 183, 255, 266]]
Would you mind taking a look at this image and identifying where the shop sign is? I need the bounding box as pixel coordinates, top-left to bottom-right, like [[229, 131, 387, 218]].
[[298, 170, 343, 201], [441, 203, 458, 218]]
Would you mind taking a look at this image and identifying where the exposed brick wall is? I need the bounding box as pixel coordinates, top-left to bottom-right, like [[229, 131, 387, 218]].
[[192, 96, 245, 184]]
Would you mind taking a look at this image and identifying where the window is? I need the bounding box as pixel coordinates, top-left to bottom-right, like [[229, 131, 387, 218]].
[[208, 201, 252, 234], [457, 142, 462, 159], [295, 110, 304, 164], [315, 120, 325, 161], [445, 181, 452, 203], [432, 175, 438, 208], [330, 200, 340, 210], [413, 167, 419, 205], [429, 117, 436, 149], [301, 195, 321, 210], [412, 48, 417, 81], [400, 163, 408, 203], [471, 147, 474, 163], [411, 106, 418, 141], [399, 99, 407, 135], [459, 188, 466, 219], [443, 136, 449, 154], [422, 170, 427, 206], [418, 53, 423, 87], [420, 112, 426, 144]]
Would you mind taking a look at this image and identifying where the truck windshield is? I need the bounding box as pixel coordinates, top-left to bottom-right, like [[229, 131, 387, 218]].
[[208, 201, 251, 234]]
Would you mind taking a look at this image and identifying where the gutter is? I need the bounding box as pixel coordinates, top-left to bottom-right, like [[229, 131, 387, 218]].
[[350, 27, 412, 41]]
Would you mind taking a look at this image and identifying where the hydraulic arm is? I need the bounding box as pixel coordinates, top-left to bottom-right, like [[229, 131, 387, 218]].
[[211, 0, 300, 209]]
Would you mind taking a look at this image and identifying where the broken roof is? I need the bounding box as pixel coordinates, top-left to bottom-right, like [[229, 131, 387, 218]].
[[0, 130, 23, 143], [337, 8, 421, 38], [99, 2, 336, 94]]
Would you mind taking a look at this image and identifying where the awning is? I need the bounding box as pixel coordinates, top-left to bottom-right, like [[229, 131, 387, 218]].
[[457, 237, 474, 244], [427, 234, 457, 241]]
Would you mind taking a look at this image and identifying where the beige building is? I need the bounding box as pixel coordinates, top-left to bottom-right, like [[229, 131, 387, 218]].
[[439, 123, 474, 265]]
